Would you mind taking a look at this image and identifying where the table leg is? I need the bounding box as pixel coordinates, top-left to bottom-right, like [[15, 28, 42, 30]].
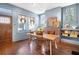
[[50, 40, 52, 55], [55, 41, 58, 49]]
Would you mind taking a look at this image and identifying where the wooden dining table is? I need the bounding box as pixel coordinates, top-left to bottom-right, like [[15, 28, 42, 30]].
[[27, 32, 59, 55]]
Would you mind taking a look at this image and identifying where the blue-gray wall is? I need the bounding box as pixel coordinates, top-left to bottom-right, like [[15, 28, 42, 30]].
[[39, 7, 62, 27], [45, 7, 62, 21], [0, 3, 39, 41]]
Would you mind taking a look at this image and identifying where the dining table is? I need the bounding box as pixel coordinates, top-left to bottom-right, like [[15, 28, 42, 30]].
[[27, 32, 59, 55]]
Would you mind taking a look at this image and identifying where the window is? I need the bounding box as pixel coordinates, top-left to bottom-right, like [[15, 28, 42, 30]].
[[0, 16, 10, 24], [28, 17, 35, 31], [18, 15, 35, 32], [63, 6, 76, 29], [18, 15, 27, 31], [40, 14, 46, 27]]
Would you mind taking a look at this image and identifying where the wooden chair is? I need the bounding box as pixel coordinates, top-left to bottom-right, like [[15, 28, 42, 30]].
[[42, 27, 60, 55]]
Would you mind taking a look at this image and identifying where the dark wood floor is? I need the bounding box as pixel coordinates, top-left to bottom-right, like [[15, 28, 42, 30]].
[[1, 38, 79, 55], [0, 39, 51, 55]]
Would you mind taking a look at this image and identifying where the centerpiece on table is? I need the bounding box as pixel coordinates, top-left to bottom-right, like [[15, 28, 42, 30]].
[[36, 26, 44, 35]]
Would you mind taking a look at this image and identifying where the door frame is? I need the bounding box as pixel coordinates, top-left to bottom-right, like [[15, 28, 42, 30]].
[[0, 15, 12, 42]]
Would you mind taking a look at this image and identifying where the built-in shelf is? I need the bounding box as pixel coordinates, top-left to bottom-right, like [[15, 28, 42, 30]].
[[61, 29, 79, 45], [61, 28, 79, 31], [61, 38, 79, 45]]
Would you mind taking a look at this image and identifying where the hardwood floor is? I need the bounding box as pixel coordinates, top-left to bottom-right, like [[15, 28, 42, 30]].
[[0, 39, 50, 55], [1, 39, 79, 55]]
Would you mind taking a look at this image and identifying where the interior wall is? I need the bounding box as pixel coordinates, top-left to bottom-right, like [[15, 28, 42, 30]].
[[45, 7, 62, 21], [39, 7, 62, 27], [0, 3, 39, 41]]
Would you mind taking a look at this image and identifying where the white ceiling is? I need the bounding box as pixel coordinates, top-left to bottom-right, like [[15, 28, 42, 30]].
[[11, 3, 74, 14]]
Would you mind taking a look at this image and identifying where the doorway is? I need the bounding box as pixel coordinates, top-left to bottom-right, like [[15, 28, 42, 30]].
[[0, 15, 12, 54]]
